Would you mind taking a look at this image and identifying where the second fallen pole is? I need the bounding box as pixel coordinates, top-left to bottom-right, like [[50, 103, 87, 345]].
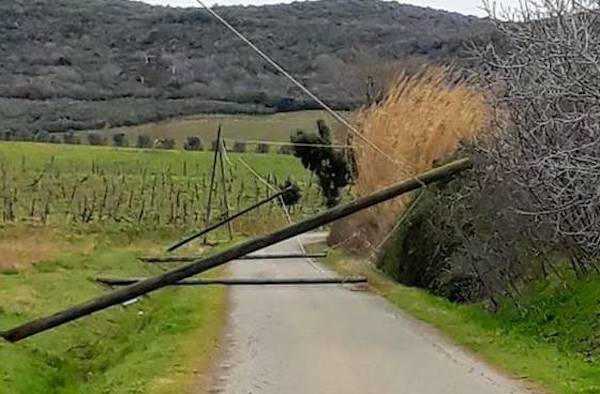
[[141, 253, 327, 263], [97, 277, 367, 287], [167, 187, 291, 252]]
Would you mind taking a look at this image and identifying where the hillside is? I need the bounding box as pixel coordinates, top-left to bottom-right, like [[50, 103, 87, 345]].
[[0, 0, 495, 135]]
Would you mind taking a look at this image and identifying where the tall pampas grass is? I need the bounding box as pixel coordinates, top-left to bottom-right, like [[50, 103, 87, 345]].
[[331, 67, 490, 253]]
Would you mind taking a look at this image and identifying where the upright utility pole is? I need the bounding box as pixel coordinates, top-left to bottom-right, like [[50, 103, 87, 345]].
[[203, 126, 221, 244], [217, 130, 234, 240]]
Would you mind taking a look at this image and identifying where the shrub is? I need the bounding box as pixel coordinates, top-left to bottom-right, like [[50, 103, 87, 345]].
[[16, 130, 34, 141], [87, 133, 107, 146], [475, 0, 600, 267], [63, 131, 81, 144], [183, 136, 204, 151], [136, 134, 152, 149], [256, 142, 270, 154], [291, 120, 352, 207], [112, 133, 129, 147], [232, 141, 247, 153], [154, 138, 176, 150], [34, 130, 51, 143], [278, 144, 294, 155]]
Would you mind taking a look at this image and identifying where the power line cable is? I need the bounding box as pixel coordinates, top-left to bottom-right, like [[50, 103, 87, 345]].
[[194, 0, 401, 166], [233, 152, 330, 275]]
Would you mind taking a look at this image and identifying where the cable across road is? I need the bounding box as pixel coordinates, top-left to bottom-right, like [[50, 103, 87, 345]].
[[227, 146, 331, 276], [194, 0, 401, 167]]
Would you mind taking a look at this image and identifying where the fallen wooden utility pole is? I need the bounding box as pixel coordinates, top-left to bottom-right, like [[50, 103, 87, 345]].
[[167, 187, 291, 252], [140, 253, 327, 263], [97, 277, 366, 287], [0, 158, 471, 343]]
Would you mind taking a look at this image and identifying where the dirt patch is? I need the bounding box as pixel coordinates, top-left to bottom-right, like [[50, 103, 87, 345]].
[[0, 232, 60, 270]]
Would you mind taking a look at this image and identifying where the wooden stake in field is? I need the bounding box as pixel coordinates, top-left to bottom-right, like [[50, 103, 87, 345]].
[[0, 158, 471, 343]]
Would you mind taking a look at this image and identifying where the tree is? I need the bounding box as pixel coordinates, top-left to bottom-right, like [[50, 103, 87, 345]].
[[112, 133, 128, 147], [183, 136, 204, 151], [34, 130, 50, 143], [232, 141, 247, 153], [87, 133, 106, 146], [256, 143, 270, 154], [278, 144, 293, 155], [63, 131, 80, 144], [475, 0, 600, 268], [291, 120, 352, 207], [136, 134, 152, 149], [154, 138, 176, 150]]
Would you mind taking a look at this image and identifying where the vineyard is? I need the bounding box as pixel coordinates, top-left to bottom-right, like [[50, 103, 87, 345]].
[[0, 142, 325, 233]]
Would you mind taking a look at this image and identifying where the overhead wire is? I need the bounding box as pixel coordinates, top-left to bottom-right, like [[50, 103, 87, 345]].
[[227, 146, 330, 275], [193, 0, 401, 167], [195, 2, 423, 275]]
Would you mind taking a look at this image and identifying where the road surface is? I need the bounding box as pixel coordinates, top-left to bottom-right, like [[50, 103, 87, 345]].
[[206, 235, 528, 394]]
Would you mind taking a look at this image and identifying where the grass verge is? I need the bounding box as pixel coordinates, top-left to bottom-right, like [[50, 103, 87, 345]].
[[316, 245, 600, 394], [0, 227, 228, 394]]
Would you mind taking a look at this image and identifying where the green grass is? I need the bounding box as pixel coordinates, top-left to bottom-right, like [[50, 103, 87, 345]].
[[80, 110, 341, 148], [321, 247, 600, 394], [0, 227, 227, 394]]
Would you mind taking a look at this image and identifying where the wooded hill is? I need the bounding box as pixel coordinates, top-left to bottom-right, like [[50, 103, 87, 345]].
[[0, 0, 496, 135]]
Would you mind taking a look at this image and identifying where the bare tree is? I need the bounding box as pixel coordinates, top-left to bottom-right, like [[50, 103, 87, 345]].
[[475, 0, 600, 268]]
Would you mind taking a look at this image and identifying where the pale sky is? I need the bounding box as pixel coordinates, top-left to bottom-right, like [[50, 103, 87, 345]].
[[137, 0, 520, 17]]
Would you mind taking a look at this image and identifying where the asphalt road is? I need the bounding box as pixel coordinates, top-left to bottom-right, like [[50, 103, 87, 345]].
[[206, 235, 528, 394]]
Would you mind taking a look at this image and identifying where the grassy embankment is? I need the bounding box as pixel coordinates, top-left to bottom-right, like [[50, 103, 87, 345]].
[[0, 228, 226, 394], [0, 141, 314, 393], [317, 246, 600, 394]]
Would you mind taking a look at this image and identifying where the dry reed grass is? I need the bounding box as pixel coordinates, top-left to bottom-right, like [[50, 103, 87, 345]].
[[331, 68, 490, 253], [0, 230, 60, 270]]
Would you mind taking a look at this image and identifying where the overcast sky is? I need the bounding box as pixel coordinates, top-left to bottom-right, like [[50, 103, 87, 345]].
[[137, 0, 521, 17]]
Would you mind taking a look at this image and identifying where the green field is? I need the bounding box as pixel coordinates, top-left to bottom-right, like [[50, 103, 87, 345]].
[[0, 141, 322, 231], [78, 110, 342, 149], [0, 141, 322, 393]]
